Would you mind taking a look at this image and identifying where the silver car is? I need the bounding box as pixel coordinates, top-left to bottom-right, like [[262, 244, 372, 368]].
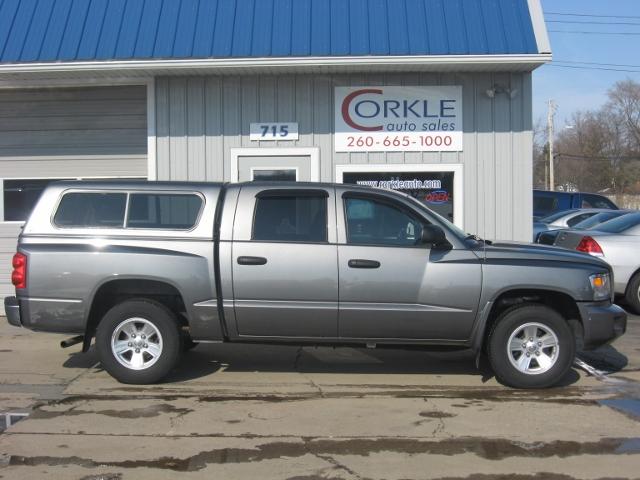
[[536, 210, 634, 246], [554, 211, 640, 313], [532, 208, 612, 242]]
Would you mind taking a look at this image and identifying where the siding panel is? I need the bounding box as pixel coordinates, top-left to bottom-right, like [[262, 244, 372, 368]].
[[155, 73, 532, 242], [187, 77, 206, 180], [204, 76, 224, 180]]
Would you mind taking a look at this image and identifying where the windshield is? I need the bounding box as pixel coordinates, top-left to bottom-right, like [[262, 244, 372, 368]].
[[592, 212, 640, 234], [538, 209, 578, 224], [576, 211, 627, 230]]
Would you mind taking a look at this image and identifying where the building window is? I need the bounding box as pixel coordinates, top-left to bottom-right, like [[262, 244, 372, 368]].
[[252, 194, 327, 242], [251, 169, 297, 182], [54, 192, 127, 228], [344, 197, 423, 246], [127, 194, 202, 230], [338, 167, 458, 224], [2, 179, 59, 222]]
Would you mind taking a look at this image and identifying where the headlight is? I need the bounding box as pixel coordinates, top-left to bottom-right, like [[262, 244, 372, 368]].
[[589, 273, 612, 301]]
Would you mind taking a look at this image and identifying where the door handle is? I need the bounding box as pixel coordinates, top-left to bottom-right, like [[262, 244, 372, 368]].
[[348, 259, 381, 269], [237, 256, 268, 266]]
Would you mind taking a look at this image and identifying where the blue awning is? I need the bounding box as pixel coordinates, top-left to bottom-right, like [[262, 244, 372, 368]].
[[0, 0, 544, 65]]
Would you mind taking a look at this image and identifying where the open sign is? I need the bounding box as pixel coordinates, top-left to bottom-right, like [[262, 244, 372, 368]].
[[424, 190, 450, 205]]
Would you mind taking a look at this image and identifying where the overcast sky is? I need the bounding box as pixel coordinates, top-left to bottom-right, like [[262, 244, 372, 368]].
[[532, 0, 640, 126]]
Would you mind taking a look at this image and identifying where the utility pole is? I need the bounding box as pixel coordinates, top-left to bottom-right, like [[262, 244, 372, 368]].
[[547, 99, 557, 190]]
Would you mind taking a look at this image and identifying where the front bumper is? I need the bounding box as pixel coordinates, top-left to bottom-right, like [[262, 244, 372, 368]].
[[4, 296, 22, 327], [577, 301, 627, 350]]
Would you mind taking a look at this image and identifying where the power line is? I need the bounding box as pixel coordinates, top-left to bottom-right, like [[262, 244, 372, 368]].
[[556, 153, 640, 161], [549, 64, 640, 73], [553, 60, 640, 68], [547, 19, 640, 26], [548, 30, 640, 35], [545, 12, 640, 20]]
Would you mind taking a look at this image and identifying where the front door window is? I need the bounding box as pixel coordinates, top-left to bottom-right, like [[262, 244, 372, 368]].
[[344, 197, 424, 246]]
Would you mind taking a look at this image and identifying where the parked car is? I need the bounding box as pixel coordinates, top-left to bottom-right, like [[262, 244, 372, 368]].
[[533, 189, 618, 219], [536, 211, 635, 246], [554, 212, 640, 313], [5, 181, 626, 389], [532, 208, 610, 242]]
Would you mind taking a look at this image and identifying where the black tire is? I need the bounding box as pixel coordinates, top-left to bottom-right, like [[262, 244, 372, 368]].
[[96, 299, 182, 384], [488, 304, 575, 389], [624, 273, 640, 315]]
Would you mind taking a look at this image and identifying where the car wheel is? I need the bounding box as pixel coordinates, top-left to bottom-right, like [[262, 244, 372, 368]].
[[488, 304, 575, 389], [624, 273, 640, 315], [96, 299, 182, 384]]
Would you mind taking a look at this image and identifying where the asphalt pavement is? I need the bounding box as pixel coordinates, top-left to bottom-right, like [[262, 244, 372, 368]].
[[0, 313, 638, 480]]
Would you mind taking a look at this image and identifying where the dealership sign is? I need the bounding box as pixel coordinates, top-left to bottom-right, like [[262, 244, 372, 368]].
[[335, 86, 463, 152]]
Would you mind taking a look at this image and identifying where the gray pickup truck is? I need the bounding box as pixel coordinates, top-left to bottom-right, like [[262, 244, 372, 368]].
[[5, 181, 627, 388]]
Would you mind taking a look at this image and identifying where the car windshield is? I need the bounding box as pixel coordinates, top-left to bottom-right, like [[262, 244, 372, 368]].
[[592, 212, 640, 233], [538, 209, 578, 223], [577, 211, 626, 230]]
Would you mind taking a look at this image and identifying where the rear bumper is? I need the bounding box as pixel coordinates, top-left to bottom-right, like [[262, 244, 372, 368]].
[[577, 301, 627, 350], [4, 296, 22, 327], [4, 295, 85, 333]]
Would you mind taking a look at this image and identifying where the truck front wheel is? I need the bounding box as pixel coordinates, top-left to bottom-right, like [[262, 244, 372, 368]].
[[624, 272, 640, 315], [96, 299, 182, 384], [488, 304, 575, 389]]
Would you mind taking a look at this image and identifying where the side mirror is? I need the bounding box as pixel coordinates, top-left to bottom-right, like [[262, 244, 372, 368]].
[[421, 224, 448, 247]]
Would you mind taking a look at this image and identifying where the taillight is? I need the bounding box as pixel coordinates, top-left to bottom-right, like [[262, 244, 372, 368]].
[[11, 253, 26, 289], [576, 236, 604, 257]]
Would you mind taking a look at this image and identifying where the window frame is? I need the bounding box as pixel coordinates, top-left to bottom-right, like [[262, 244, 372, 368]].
[[52, 190, 130, 230], [250, 189, 330, 244], [51, 189, 205, 232], [342, 192, 430, 249], [124, 192, 205, 231]]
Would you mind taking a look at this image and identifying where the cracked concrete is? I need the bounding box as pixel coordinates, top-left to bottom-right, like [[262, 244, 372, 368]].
[[0, 314, 638, 479]]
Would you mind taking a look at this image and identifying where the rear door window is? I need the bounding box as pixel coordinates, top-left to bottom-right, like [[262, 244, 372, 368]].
[[54, 193, 127, 228], [252, 193, 327, 242], [533, 196, 558, 216], [581, 194, 617, 209], [127, 194, 202, 230]]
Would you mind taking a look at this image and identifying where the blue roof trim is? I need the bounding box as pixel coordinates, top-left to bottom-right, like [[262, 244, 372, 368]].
[[0, 0, 540, 64]]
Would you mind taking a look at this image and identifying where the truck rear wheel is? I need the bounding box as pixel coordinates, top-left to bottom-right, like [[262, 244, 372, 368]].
[[488, 304, 575, 389], [96, 299, 182, 384]]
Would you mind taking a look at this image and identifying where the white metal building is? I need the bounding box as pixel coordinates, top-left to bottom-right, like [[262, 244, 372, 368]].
[[0, 0, 551, 300]]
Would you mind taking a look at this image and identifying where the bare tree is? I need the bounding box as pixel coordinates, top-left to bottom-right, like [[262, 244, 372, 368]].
[[607, 79, 640, 151], [548, 78, 640, 194]]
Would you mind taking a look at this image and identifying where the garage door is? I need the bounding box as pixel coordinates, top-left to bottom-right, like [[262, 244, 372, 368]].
[[0, 85, 148, 303]]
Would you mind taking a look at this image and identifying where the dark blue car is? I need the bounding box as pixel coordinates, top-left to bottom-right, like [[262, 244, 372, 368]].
[[533, 190, 618, 219]]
